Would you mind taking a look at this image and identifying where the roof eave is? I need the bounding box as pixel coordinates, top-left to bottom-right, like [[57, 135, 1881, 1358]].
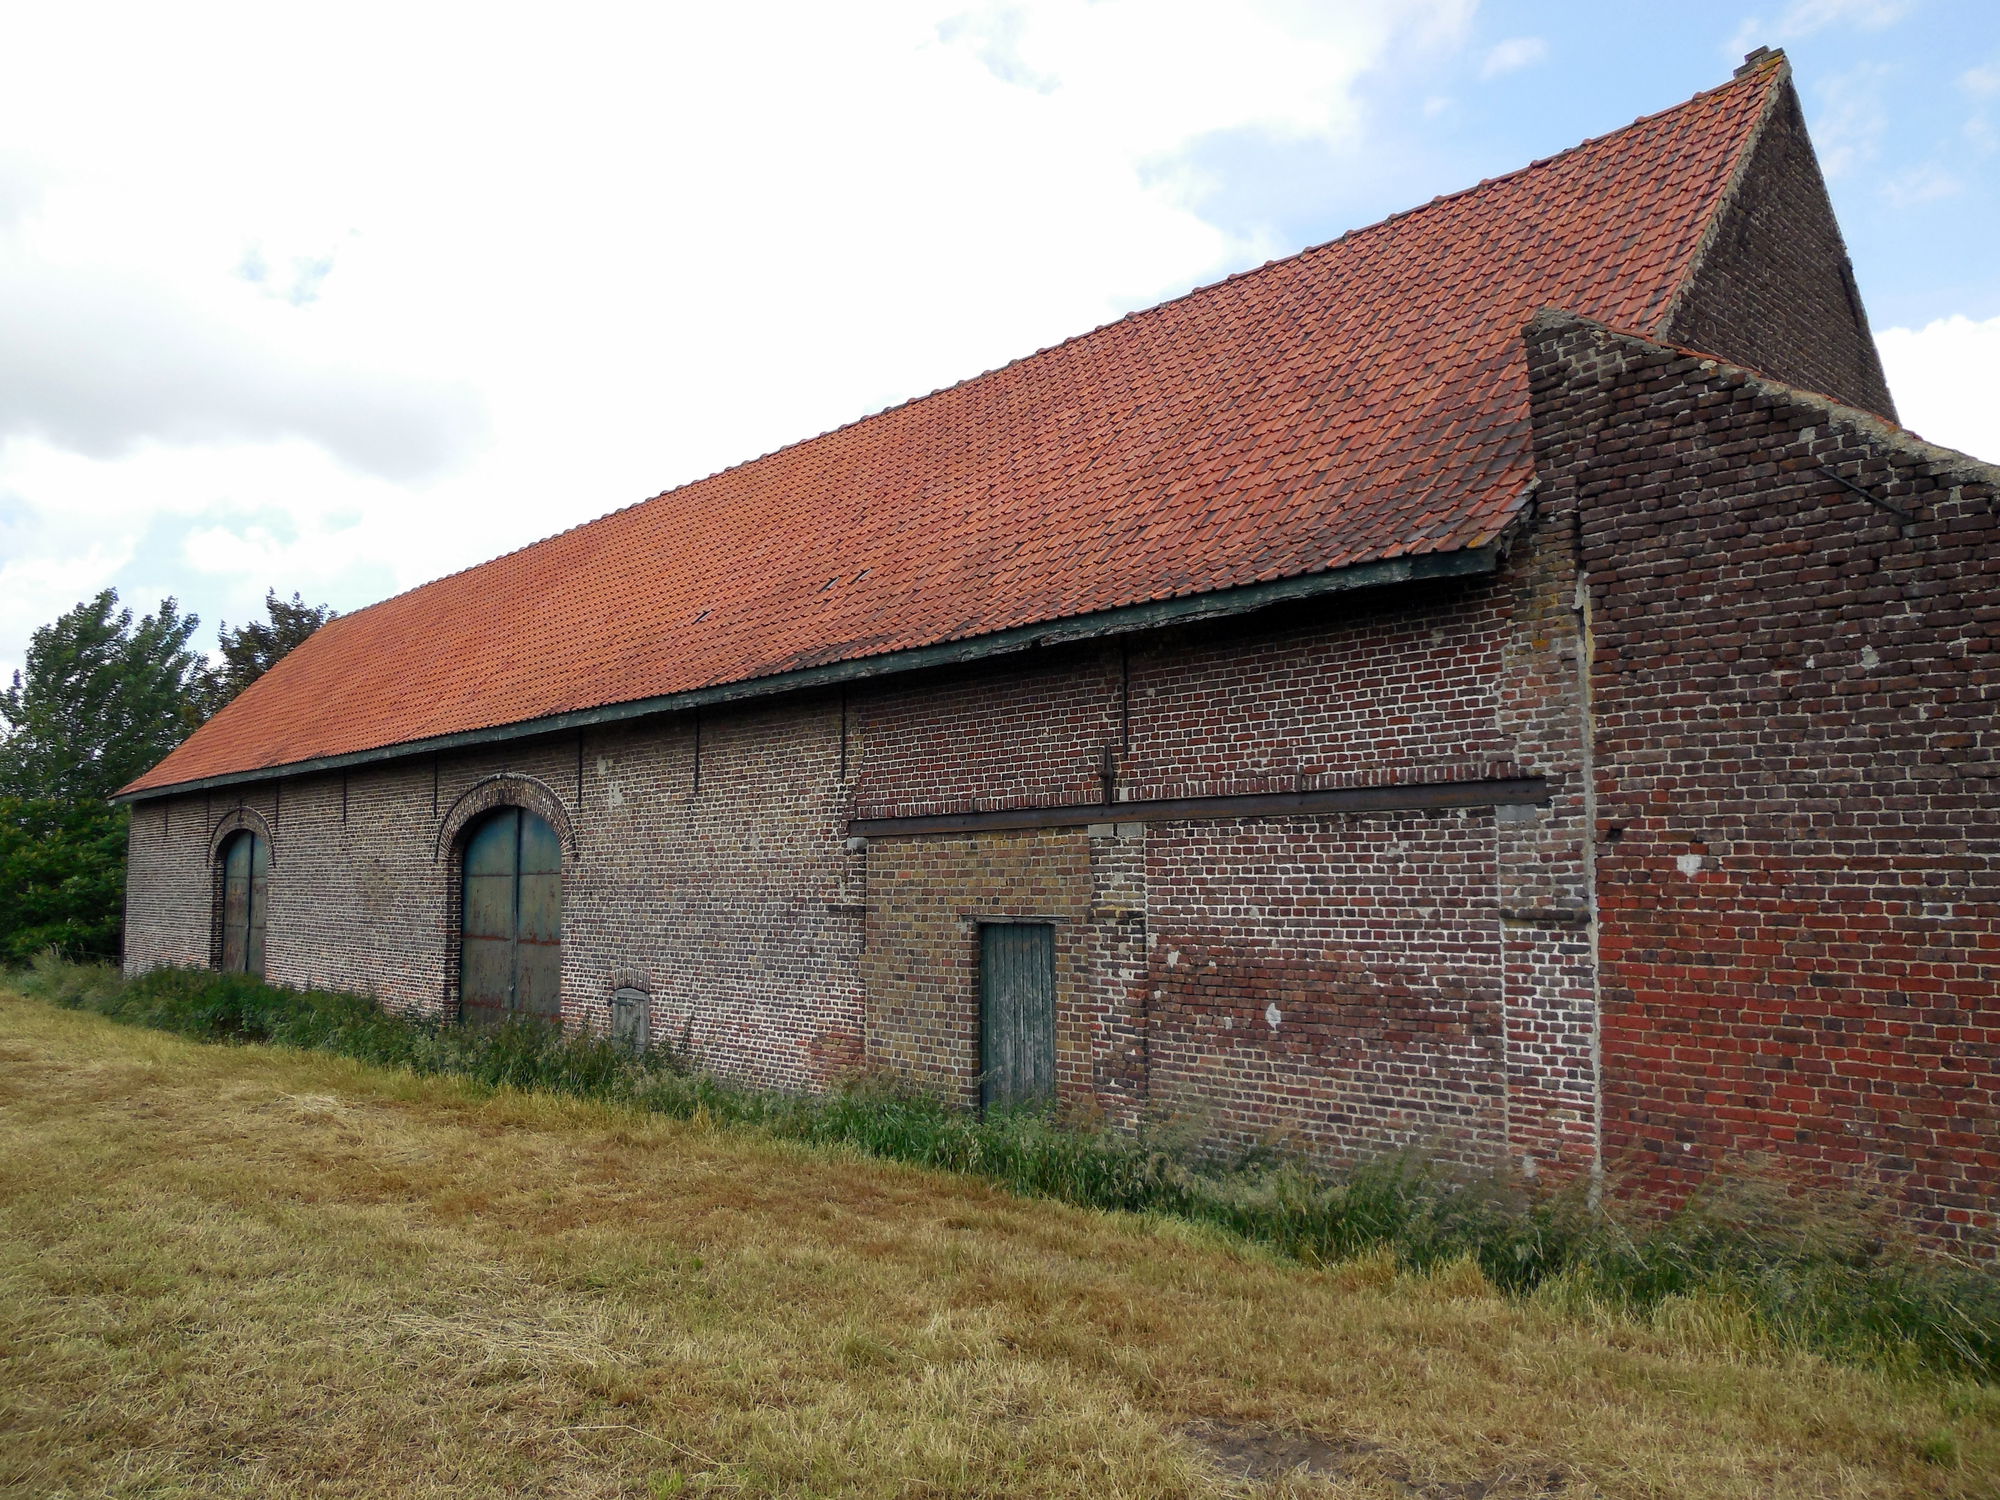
[[114, 539, 1509, 804]]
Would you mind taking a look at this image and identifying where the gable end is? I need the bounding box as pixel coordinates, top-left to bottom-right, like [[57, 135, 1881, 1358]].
[[1663, 74, 1897, 419]]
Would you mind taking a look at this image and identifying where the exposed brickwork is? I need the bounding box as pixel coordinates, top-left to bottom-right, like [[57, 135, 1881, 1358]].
[[852, 559, 1598, 1170], [1529, 311, 1999, 1246], [125, 793, 225, 972], [1120, 589, 1510, 801], [856, 649, 1117, 818], [860, 829, 1101, 1106], [123, 316, 1991, 1248], [127, 702, 865, 1093], [1666, 78, 1896, 420], [125, 547, 1598, 1176], [1144, 811, 1508, 1162]]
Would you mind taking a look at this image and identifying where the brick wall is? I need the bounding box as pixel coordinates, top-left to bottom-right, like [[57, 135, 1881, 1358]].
[[1143, 809, 1508, 1161], [132, 318, 1992, 1242], [1666, 77, 1897, 420], [852, 560, 1598, 1170], [126, 698, 864, 1093], [125, 537, 1599, 1173], [860, 828, 1128, 1112], [1529, 310, 2000, 1245]]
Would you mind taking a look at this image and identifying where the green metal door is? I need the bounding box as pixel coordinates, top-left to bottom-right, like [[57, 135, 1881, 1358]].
[[460, 807, 563, 1026], [218, 830, 269, 977], [980, 922, 1055, 1112]]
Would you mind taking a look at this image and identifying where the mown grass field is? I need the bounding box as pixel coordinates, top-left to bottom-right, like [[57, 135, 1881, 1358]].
[[2, 989, 1994, 1499]]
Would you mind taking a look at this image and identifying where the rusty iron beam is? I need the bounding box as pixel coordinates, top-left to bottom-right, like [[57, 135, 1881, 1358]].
[[1814, 464, 1915, 523], [848, 776, 1550, 838]]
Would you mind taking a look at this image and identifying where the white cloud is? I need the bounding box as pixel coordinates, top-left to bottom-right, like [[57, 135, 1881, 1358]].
[[0, 245, 486, 478], [1480, 37, 1547, 79], [1881, 163, 1961, 206], [1878, 313, 2000, 461], [1727, 0, 1913, 60], [1810, 63, 1893, 177], [0, 0, 1471, 687]]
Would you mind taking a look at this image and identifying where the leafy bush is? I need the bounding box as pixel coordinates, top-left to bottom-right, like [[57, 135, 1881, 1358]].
[[15, 953, 1998, 1382], [0, 798, 128, 964]]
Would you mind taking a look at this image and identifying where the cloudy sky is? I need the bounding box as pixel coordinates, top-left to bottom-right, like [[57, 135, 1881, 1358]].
[[3, 0, 1996, 685]]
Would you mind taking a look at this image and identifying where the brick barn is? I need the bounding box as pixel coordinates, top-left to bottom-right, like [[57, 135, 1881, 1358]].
[[119, 53, 1998, 1246]]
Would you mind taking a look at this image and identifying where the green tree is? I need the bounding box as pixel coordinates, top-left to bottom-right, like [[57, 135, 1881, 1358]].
[[0, 590, 206, 804], [200, 589, 337, 712], [0, 795, 126, 963], [0, 590, 210, 963]]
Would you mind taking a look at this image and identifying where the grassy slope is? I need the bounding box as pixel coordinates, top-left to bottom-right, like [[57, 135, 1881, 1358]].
[[1, 991, 1993, 1500]]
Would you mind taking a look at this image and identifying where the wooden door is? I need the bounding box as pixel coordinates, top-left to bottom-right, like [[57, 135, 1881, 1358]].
[[218, 830, 269, 977], [980, 922, 1055, 1112], [460, 807, 563, 1026]]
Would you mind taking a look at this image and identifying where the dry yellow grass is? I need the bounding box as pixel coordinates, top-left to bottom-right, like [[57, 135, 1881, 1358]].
[[1, 989, 1993, 1499]]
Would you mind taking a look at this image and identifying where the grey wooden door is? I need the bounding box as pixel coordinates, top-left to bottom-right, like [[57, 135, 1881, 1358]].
[[980, 922, 1055, 1111], [218, 830, 269, 977], [460, 807, 563, 1026]]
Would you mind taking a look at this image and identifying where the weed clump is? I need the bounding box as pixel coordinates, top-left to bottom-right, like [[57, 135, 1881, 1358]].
[[15, 951, 1998, 1382]]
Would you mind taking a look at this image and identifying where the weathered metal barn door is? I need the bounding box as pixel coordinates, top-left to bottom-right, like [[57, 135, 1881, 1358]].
[[460, 807, 563, 1026], [979, 923, 1055, 1112], [218, 830, 269, 977]]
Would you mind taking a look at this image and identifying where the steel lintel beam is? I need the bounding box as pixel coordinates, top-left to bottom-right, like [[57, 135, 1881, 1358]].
[[849, 776, 1549, 838]]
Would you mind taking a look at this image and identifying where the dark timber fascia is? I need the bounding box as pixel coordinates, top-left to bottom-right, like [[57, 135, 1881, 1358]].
[[115, 542, 1503, 803], [849, 776, 1549, 838]]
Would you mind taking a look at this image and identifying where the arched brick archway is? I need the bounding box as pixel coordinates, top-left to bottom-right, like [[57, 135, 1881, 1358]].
[[434, 774, 577, 1020], [208, 804, 277, 865], [207, 807, 277, 973], [433, 774, 578, 863]]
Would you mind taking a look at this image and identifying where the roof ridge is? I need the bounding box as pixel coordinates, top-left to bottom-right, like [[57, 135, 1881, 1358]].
[[1649, 53, 1790, 339], [319, 59, 1783, 635]]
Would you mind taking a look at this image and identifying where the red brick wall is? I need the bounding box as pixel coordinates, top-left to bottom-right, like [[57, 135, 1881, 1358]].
[[1529, 310, 2000, 1245]]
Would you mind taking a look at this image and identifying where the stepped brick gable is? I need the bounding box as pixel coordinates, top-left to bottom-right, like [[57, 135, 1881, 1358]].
[[119, 53, 1998, 1249]]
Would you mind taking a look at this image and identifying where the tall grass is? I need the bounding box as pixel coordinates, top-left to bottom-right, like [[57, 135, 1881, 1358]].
[[15, 952, 1999, 1383]]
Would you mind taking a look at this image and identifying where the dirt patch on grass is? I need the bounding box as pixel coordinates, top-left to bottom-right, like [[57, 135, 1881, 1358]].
[[1183, 1419, 1567, 1496]]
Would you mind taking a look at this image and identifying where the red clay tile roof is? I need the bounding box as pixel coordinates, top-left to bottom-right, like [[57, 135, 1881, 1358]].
[[124, 60, 1784, 797]]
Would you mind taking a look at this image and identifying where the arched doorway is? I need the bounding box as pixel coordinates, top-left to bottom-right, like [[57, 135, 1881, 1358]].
[[216, 828, 270, 976], [460, 806, 563, 1026]]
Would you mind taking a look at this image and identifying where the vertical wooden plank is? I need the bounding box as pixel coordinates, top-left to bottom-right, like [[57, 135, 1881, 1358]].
[[514, 811, 564, 1022], [460, 808, 520, 1027], [220, 833, 250, 972], [610, 988, 650, 1054], [980, 923, 1055, 1112], [245, 833, 270, 978]]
